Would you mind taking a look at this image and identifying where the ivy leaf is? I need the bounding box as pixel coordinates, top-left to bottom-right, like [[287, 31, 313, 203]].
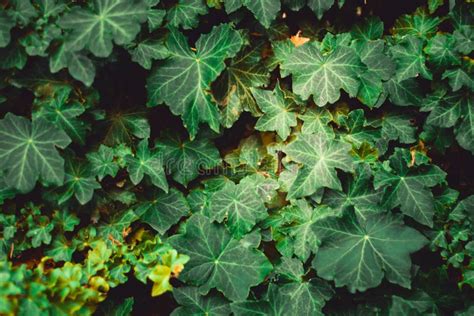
[[442, 67, 474, 92], [214, 42, 269, 127], [425, 34, 460, 69], [156, 132, 221, 187], [104, 112, 150, 146], [98, 209, 139, 243], [0, 113, 71, 193], [390, 35, 432, 82], [323, 164, 382, 218], [147, 24, 243, 138], [424, 92, 464, 128], [32, 85, 88, 145], [129, 38, 169, 70], [125, 139, 168, 192], [209, 178, 267, 238], [171, 287, 231, 316], [86, 145, 119, 181], [392, 8, 440, 39], [225, 0, 280, 28], [385, 78, 423, 106], [299, 108, 334, 137], [455, 95, 474, 153], [59, 157, 101, 205], [231, 279, 332, 316], [167, 0, 208, 30], [169, 214, 272, 301], [251, 84, 298, 140], [351, 17, 384, 42], [67, 52, 96, 87], [0, 11, 15, 48], [312, 210, 428, 292], [381, 113, 417, 144], [59, 0, 148, 57], [307, 0, 335, 19], [283, 133, 353, 199], [373, 148, 446, 227], [135, 188, 190, 234], [281, 42, 363, 106]]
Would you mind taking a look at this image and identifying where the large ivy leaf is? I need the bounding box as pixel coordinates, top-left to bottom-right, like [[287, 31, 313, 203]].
[[125, 139, 168, 192], [425, 34, 460, 69], [281, 41, 363, 106], [155, 132, 221, 187], [251, 84, 298, 140], [171, 287, 230, 316], [147, 24, 243, 138], [169, 214, 272, 301], [373, 148, 446, 227], [135, 188, 190, 234], [312, 210, 428, 292], [59, 0, 148, 57], [283, 133, 353, 199], [0, 113, 71, 193], [86, 145, 119, 181], [209, 178, 267, 238]]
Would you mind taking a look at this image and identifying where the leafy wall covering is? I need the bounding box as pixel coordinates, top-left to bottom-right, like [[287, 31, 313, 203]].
[[0, 0, 473, 315]]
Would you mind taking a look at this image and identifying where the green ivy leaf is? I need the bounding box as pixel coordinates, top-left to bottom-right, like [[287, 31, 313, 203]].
[[59, 157, 101, 205], [156, 132, 221, 187], [251, 84, 298, 140], [392, 7, 440, 39], [0, 113, 71, 193], [0, 11, 15, 48], [209, 178, 267, 238], [169, 213, 272, 301], [167, 0, 208, 30], [59, 0, 148, 57], [281, 41, 363, 106], [171, 287, 231, 316], [312, 210, 428, 292], [125, 139, 168, 192], [374, 148, 446, 227], [283, 133, 353, 199], [390, 35, 432, 82], [225, 0, 280, 28], [87, 145, 119, 181], [135, 188, 190, 234], [147, 24, 243, 138]]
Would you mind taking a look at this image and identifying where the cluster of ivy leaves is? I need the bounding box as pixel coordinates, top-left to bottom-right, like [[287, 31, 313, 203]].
[[0, 0, 473, 315]]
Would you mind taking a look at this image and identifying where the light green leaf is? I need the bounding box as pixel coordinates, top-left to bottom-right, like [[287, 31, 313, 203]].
[[125, 139, 168, 192], [68, 52, 96, 87], [169, 214, 272, 301], [300, 108, 334, 137], [156, 132, 221, 187], [392, 7, 440, 39], [442, 67, 474, 92], [283, 133, 353, 198], [281, 42, 363, 106], [312, 210, 428, 292], [252, 84, 298, 140], [59, 0, 148, 57], [147, 24, 243, 138], [0, 113, 71, 193]]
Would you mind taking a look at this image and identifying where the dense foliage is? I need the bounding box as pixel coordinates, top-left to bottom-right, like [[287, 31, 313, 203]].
[[0, 0, 473, 315]]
